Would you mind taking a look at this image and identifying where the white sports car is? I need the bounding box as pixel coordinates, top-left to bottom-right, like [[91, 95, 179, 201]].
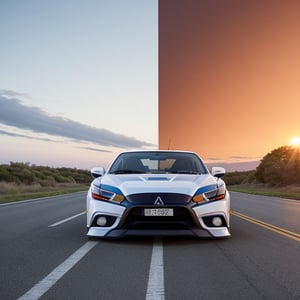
[[86, 150, 230, 238]]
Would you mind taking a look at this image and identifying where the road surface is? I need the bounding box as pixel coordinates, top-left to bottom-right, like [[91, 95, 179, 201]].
[[0, 191, 299, 299]]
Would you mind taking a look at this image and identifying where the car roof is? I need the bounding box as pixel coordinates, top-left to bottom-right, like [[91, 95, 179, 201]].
[[119, 149, 199, 155]]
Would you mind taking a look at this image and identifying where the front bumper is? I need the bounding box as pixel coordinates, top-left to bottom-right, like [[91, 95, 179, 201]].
[[86, 196, 230, 238]]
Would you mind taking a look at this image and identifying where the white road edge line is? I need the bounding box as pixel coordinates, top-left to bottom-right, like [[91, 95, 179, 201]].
[[146, 237, 165, 300], [18, 241, 97, 300], [48, 212, 86, 227]]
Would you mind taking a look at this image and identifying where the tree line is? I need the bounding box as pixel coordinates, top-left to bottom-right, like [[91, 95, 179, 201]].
[[1, 145, 299, 188], [0, 162, 91, 187], [224, 146, 300, 186]]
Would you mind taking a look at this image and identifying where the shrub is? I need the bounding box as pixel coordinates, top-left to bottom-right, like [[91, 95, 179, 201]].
[[0, 162, 91, 187]]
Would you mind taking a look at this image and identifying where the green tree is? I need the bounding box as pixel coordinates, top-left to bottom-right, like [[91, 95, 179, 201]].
[[255, 146, 300, 186], [0, 162, 91, 186], [223, 170, 255, 185], [0, 166, 14, 182]]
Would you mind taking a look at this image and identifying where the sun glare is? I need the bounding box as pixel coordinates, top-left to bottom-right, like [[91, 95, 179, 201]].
[[290, 137, 300, 147]]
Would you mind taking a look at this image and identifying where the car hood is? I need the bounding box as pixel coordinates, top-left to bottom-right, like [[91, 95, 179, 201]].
[[97, 174, 218, 197]]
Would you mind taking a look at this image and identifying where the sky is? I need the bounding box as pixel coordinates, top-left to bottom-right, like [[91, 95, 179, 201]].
[[0, 0, 158, 169], [1, 1, 300, 172], [159, 0, 300, 170]]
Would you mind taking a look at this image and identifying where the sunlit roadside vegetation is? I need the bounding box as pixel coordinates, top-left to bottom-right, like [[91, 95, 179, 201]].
[[224, 146, 300, 200], [228, 184, 300, 200], [0, 162, 91, 203], [0, 182, 88, 203]]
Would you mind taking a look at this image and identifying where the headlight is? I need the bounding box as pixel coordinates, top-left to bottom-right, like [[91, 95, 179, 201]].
[[91, 184, 124, 203], [193, 184, 226, 203]]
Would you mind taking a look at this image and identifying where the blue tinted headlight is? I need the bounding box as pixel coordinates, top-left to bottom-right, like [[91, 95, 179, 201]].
[[204, 184, 226, 201], [193, 184, 226, 203], [91, 184, 124, 203]]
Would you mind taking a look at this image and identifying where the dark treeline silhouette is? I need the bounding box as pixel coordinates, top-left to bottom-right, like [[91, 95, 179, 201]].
[[224, 146, 300, 186]]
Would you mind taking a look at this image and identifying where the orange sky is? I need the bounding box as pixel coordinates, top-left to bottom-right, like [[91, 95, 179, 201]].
[[159, 0, 300, 163]]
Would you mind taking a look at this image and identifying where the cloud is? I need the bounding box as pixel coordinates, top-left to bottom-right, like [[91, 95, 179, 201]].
[[206, 157, 222, 161], [0, 128, 56, 142], [228, 156, 260, 161], [207, 155, 260, 162], [77, 146, 112, 153], [0, 93, 155, 149], [0, 89, 29, 98]]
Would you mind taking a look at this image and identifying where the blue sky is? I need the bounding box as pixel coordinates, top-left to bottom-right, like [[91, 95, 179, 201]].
[[0, 0, 158, 169]]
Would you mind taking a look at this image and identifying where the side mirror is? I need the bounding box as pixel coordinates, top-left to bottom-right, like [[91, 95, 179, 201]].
[[91, 167, 105, 178], [211, 167, 225, 178]]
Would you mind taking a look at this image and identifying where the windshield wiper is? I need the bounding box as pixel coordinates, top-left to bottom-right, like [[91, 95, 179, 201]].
[[110, 169, 146, 174]]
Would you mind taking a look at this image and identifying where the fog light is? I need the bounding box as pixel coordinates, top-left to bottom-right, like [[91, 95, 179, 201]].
[[96, 216, 107, 227], [212, 216, 222, 227]]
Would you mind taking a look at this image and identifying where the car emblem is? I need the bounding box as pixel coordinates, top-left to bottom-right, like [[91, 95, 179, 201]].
[[154, 196, 164, 205]]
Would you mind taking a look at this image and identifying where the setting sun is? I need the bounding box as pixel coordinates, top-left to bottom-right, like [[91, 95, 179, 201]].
[[290, 137, 300, 147]]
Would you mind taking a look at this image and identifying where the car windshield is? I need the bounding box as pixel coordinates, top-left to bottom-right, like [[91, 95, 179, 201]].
[[109, 151, 208, 175]]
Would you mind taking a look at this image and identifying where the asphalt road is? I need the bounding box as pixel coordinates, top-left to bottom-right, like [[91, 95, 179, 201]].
[[0, 191, 299, 300]]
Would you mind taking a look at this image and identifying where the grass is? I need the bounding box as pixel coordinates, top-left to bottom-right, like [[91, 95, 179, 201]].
[[0, 182, 89, 204], [229, 183, 300, 200]]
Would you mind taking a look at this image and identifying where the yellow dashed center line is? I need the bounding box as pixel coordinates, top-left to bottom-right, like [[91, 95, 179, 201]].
[[231, 210, 300, 242]]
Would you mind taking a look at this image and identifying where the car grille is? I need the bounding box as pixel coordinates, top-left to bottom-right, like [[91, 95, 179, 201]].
[[120, 207, 197, 230], [126, 193, 192, 205]]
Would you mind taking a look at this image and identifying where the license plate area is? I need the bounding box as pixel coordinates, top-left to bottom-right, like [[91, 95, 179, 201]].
[[144, 208, 174, 216]]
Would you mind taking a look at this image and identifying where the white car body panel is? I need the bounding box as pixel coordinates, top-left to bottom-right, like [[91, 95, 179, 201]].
[[99, 174, 215, 196], [86, 150, 231, 239]]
